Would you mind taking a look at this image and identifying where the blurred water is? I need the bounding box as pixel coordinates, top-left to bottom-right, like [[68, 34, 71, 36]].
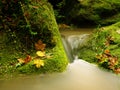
[[0, 28, 120, 90], [0, 59, 120, 90]]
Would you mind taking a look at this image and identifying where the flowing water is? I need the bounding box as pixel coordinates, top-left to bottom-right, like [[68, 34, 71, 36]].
[[0, 28, 120, 90]]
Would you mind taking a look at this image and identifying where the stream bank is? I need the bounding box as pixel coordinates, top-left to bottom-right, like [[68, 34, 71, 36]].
[[77, 22, 120, 74], [0, 0, 68, 77]]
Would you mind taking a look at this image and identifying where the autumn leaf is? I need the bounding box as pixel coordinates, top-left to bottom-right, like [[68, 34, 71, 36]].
[[34, 59, 44, 68], [104, 49, 110, 55], [96, 54, 102, 60], [116, 30, 120, 34], [109, 57, 118, 66], [16, 58, 25, 67], [108, 65, 114, 70], [36, 51, 45, 57], [114, 68, 120, 74], [17, 58, 25, 63], [35, 40, 46, 51], [17, 55, 32, 64], [46, 55, 52, 59], [105, 41, 110, 46], [24, 55, 32, 64], [24, 11, 30, 17]]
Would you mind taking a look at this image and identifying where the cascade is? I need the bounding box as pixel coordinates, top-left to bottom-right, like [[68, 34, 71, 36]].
[[0, 31, 120, 90], [61, 34, 90, 61]]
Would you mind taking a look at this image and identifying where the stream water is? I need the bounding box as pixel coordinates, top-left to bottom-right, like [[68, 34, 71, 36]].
[[0, 28, 120, 90]]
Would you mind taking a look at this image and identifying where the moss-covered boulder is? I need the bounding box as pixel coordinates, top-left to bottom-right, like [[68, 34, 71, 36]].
[[78, 22, 120, 74], [0, 0, 68, 76], [62, 0, 120, 26]]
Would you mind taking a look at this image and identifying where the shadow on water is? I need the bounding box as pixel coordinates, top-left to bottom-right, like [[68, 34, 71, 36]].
[[0, 28, 120, 90]]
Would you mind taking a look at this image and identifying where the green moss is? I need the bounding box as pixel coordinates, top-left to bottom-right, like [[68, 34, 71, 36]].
[[0, 0, 68, 77], [63, 0, 120, 26], [18, 44, 68, 74], [78, 48, 96, 63], [78, 22, 120, 73]]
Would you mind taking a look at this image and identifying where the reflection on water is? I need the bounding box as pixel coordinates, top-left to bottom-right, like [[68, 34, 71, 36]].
[[0, 59, 120, 90], [60, 28, 93, 37]]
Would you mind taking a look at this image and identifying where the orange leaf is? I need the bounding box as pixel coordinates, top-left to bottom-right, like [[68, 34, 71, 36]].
[[35, 40, 46, 51], [24, 55, 32, 64], [24, 11, 29, 17], [114, 68, 120, 74], [104, 49, 110, 54]]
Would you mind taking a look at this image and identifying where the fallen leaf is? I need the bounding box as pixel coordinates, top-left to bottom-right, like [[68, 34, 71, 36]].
[[34, 59, 44, 68], [116, 30, 120, 34], [114, 68, 120, 74], [24, 55, 32, 64], [46, 55, 52, 59], [17, 58, 25, 63], [35, 40, 46, 51], [104, 49, 110, 55], [108, 65, 114, 70], [36, 51, 45, 57]]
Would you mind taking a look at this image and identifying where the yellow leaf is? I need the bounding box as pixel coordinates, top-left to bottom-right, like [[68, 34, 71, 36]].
[[46, 55, 52, 59], [17, 58, 25, 63], [36, 51, 45, 57], [34, 59, 44, 68], [116, 30, 120, 34]]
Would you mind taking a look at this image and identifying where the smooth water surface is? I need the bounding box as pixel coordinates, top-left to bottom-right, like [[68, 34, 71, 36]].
[[60, 28, 93, 37], [0, 59, 120, 90], [0, 28, 120, 90]]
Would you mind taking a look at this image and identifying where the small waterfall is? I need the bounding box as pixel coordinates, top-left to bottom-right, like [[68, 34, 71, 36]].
[[61, 34, 90, 61], [1, 34, 120, 90], [61, 35, 74, 62]]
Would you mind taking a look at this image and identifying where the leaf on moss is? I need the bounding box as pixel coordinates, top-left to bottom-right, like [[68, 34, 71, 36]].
[[17, 55, 32, 64], [34, 59, 44, 68], [96, 54, 102, 60], [17, 58, 25, 63], [35, 40, 46, 51], [36, 51, 45, 57], [104, 49, 110, 55], [116, 30, 120, 34], [109, 57, 118, 66], [114, 68, 120, 74], [46, 55, 52, 59], [24, 55, 32, 64]]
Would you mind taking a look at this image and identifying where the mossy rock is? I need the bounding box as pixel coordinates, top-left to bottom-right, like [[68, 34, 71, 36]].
[[78, 22, 120, 74], [18, 50, 68, 73], [78, 48, 96, 63], [16, 0, 68, 74], [0, 0, 68, 76], [62, 0, 120, 26]]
